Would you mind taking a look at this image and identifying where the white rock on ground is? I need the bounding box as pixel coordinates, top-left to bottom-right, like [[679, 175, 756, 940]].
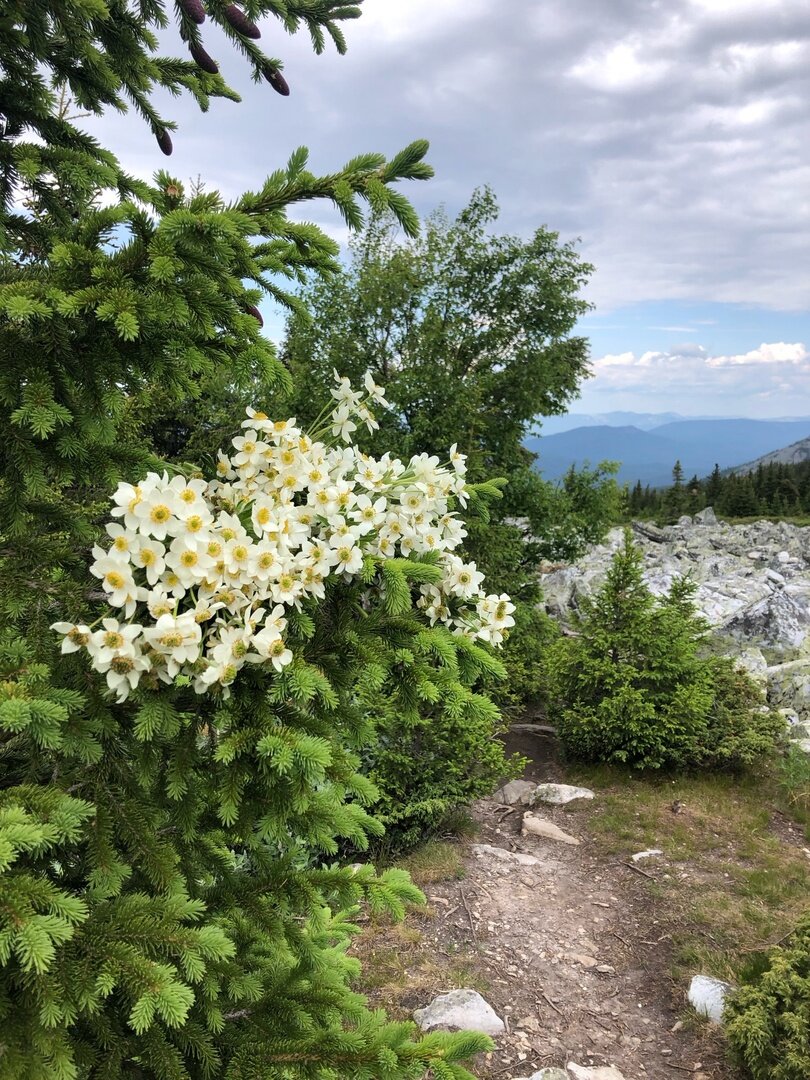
[[534, 783, 595, 805], [567, 1065, 627, 1080], [631, 848, 663, 862], [493, 779, 539, 805], [413, 989, 505, 1036], [513, 1069, 569, 1080], [521, 812, 581, 846], [688, 974, 732, 1022], [470, 843, 541, 867]]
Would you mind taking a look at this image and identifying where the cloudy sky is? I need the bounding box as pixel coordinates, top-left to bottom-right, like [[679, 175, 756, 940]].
[[96, 0, 810, 418]]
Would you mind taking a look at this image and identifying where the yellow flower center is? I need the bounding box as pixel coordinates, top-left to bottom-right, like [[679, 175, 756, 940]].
[[337, 546, 352, 563], [256, 506, 271, 526], [186, 514, 203, 532], [242, 441, 256, 455], [278, 574, 294, 591], [273, 421, 287, 432], [103, 631, 124, 649], [180, 551, 198, 568], [207, 541, 222, 557], [270, 640, 286, 657], [233, 641, 248, 659], [232, 545, 248, 561], [180, 488, 196, 504], [253, 411, 268, 421], [150, 505, 171, 525], [221, 528, 236, 541], [105, 571, 125, 590], [459, 572, 470, 584], [160, 632, 184, 648], [258, 553, 275, 570], [113, 536, 129, 552], [141, 549, 156, 566], [68, 628, 89, 646], [110, 656, 134, 674]]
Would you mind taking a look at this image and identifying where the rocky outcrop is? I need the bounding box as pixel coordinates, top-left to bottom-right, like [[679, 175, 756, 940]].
[[541, 515, 810, 744]]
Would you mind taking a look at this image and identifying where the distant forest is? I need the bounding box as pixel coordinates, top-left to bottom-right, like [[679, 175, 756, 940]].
[[627, 458, 810, 520]]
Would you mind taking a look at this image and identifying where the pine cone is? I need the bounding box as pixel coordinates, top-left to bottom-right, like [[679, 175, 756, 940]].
[[262, 66, 290, 96], [245, 304, 264, 327], [179, 0, 206, 24], [223, 4, 261, 38], [156, 129, 173, 156], [189, 42, 219, 74]]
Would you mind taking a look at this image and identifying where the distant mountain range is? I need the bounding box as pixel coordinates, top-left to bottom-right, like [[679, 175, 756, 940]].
[[732, 435, 810, 473], [526, 415, 810, 487]]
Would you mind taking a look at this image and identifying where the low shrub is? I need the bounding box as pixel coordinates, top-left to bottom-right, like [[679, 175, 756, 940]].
[[725, 913, 810, 1080], [546, 530, 785, 770]]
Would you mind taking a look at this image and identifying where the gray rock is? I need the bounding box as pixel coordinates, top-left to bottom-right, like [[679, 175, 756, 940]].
[[631, 848, 663, 862], [695, 506, 717, 524], [677, 514, 693, 527], [413, 988, 505, 1036], [688, 974, 732, 1022], [567, 1065, 626, 1080], [513, 1070, 569, 1080], [470, 843, 541, 867], [522, 812, 581, 846], [493, 779, 538, 806], [510, 722, 557, 736], [534, 783, 595, 805]]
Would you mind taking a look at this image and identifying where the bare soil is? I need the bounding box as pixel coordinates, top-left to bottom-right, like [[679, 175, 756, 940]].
[[353, 730, 737, 1080]]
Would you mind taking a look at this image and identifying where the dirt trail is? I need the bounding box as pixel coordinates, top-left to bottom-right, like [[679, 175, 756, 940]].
[[403, 732, 734, 1079]]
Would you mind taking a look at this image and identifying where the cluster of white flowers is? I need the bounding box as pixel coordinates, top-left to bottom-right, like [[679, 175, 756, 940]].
[[53, 372, 514, 702]]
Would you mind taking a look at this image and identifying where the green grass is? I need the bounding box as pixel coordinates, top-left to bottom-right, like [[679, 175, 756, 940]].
[[564, 760, 810, 987], [396, 839, 467, 886]]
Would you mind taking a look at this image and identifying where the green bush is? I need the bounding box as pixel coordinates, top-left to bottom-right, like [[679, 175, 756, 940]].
[[364, 629, 523, 851], [726, 914, 810, 1080], [547, 530, 785, 770]]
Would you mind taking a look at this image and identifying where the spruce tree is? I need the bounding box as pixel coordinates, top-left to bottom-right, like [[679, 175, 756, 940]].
[[0, 4, 493, 1077]]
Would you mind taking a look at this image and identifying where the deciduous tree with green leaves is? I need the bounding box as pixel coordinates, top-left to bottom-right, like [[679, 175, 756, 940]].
[[279, 192, 621, 709], [0, 3, 495, 1076]]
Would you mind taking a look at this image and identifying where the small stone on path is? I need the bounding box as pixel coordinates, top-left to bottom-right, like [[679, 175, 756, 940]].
[[534, 783, 595, 805], [567, 1065, 627, 1080], [494, 779, 538, 805], [631, 848, 663, 862], [413, 988, 505, 1036], [522, 811, 581, 846], [470, 843, 541, 867], [569, 953, 599, 968], [688, 974, 732, 1022], [513, 1070, 569, 1080]]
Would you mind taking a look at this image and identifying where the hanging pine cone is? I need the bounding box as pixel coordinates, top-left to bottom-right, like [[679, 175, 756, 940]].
[[178, 0, 206, 24], [262, 66, 290, 96], [245, 304, 264, 327], [156, 129, 173, 156], [223, 4, 260, 38], [189, 42, 219, 74]]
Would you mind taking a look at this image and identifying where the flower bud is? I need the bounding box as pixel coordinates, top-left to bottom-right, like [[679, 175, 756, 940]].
[[179, 0, 206, 24], [262, 66, 290, 96], [189, 42, 219, 74], [156, 129, 173, 156], [223, 4, 260, 38]]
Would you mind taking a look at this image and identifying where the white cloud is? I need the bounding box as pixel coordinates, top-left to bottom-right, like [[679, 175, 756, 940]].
[[584, 341, 810, 414]]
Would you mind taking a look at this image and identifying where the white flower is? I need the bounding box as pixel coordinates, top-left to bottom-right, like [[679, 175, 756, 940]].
[[445, 557, 485, 599], [50, 621, 93, 654], [90, 552, 138, 609], [87, 618, 143, 665], [131, 538, 166, 586], [99, 651, 151, 702], [351, 495, 387, 534], [132, 480, 180, 541], [363, 371, 389, 408], [331, 403, 357, 443], [144, 613, 202, 675]]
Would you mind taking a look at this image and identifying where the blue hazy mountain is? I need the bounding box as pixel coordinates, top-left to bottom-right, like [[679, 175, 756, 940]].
[[534, 411, 722, 436], [526, 418, 810, 486]]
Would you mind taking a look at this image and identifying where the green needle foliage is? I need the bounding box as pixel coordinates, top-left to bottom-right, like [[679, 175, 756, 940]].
[[726, 913, 810, 1080], [0, 3, 493, 1077], [546, 530, 785, 770]]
